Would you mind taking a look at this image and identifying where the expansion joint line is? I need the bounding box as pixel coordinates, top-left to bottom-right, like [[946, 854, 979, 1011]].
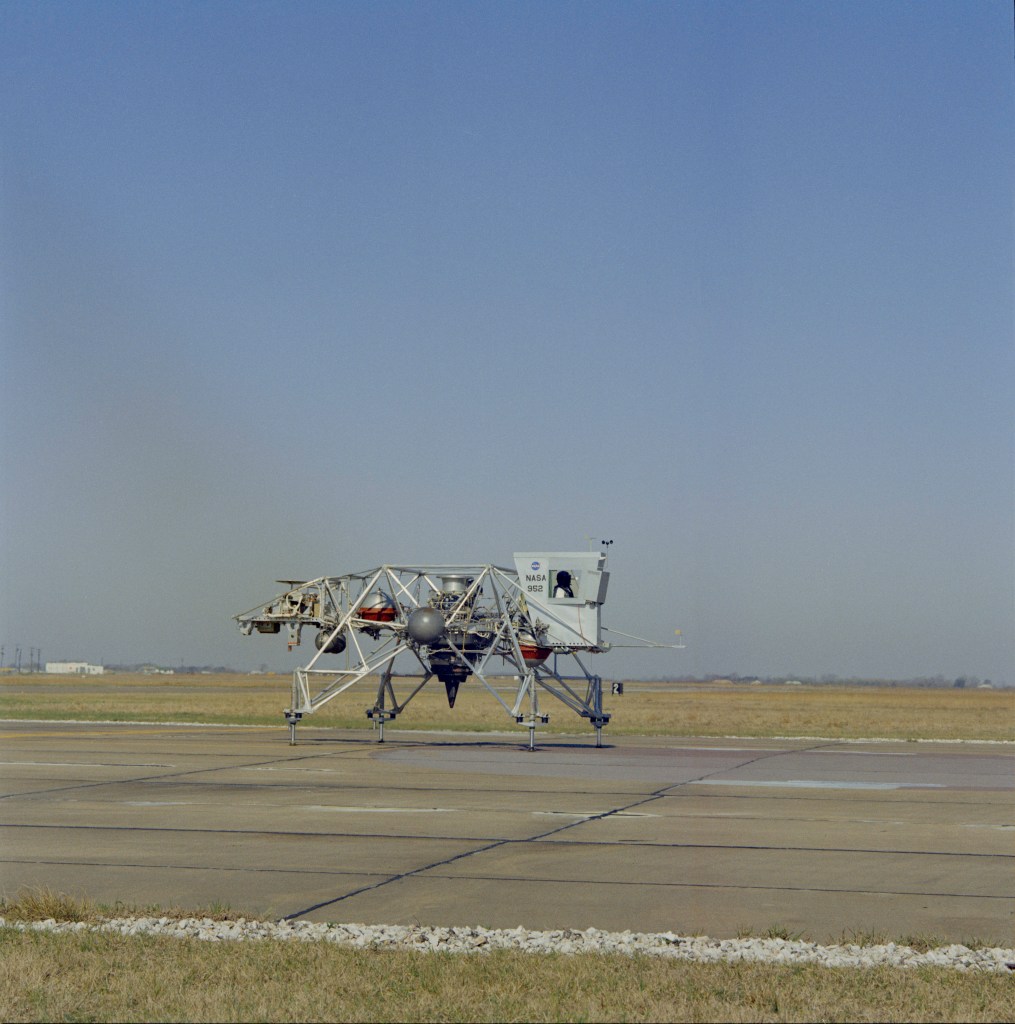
[[0, 745, 377, 801], [518, 741, 841, 842], [284, 742, 837, 921]]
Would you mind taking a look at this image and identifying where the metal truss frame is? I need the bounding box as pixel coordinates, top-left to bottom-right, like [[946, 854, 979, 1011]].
[[236, 564, 610, 748]]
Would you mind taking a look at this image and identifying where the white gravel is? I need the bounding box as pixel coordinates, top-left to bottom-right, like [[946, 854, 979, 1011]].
[[3, 916, 1013, 973]]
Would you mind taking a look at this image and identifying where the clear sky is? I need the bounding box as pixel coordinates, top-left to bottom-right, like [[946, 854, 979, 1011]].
[[2, 1, 1012, 683]]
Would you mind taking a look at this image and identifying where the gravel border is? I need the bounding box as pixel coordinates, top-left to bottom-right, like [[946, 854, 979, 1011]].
[[4, 917, 1013, 972]]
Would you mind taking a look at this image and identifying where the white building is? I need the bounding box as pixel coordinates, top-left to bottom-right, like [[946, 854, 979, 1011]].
[[45, 662, 105, 676]]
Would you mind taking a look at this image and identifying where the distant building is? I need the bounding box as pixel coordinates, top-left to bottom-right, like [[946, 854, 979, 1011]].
[[46, 662, 105, 676]]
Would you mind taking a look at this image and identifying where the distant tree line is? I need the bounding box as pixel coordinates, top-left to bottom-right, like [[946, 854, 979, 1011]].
[[641, 673, 1003, 689], [100, 666, 1004, 688], [106, 664, 240, 675]]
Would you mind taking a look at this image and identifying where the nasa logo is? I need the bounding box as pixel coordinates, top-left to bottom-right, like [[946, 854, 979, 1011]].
[[530, 561, 540, 571]]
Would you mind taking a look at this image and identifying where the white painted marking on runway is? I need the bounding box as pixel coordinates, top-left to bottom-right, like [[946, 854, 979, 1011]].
[[301, 805, 452, 813], [673, 747, 772, 753], [0, 761, 173, 768], [123, 801, 192, 806], [532, 809, 661, 819], [691, 779, 945, 791], [799, 749, 917, 756]]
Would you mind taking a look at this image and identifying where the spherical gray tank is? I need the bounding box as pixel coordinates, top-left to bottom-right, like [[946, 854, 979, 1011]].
[[406, 607, 446, 645], [315, 629, 347, 654]]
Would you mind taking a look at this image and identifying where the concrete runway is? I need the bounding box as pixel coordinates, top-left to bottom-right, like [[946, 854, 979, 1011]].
[[1, 721, 1012, 943]]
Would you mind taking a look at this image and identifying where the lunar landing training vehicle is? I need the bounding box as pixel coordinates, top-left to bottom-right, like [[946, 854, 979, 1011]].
[[236, 550, 678, 747]]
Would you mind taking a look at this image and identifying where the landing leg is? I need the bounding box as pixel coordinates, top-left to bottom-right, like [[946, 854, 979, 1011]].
[[368, 708, 397, 742], [527, 672, 539, 751], [372, 665, 400, 743]]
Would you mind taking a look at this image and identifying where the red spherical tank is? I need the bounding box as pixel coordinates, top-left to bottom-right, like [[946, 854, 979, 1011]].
[[518, 631, 551, 666]]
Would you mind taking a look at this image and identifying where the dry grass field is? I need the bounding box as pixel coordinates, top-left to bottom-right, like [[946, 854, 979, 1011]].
[[1, 672, 1012, 741], [2, 926, 1013, 1023], [1, 891, 1008, 1023]]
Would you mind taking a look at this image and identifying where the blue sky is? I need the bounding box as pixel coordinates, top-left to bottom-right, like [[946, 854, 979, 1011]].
[[2, 1, 1012, 683]]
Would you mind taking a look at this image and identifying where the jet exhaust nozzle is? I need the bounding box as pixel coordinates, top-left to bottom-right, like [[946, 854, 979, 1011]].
[[428, 647, 472, 705]]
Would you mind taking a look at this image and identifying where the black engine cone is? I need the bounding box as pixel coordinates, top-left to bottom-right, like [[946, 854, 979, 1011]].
[[428, 646, 476, 708]]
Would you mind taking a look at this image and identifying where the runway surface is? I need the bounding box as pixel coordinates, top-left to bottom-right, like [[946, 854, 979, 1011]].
[[1, 721, 1011, 943]]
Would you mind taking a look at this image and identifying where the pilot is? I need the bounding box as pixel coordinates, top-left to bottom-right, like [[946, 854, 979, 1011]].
[[553, 570, 574, 598]]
